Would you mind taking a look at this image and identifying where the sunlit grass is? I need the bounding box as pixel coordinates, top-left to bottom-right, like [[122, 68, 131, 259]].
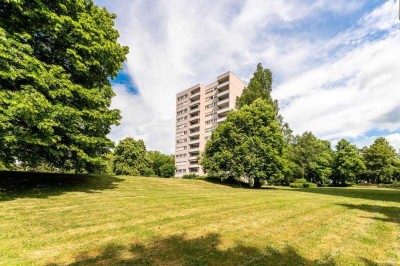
[[0, 173, 398, 265]]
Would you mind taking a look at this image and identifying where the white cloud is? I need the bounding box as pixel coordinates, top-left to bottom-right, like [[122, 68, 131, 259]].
[[386, 133, 400, 152], [99, 0, 399, 154]]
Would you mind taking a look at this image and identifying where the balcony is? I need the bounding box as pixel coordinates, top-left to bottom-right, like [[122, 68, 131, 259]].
[[189, 107, 199, 113], [188, 156, 198, 161], [189, 115, 200, 121], [190, 91, 201, 99], [188, 147, 199, 152], [188, 164, 200, 168], [189, 131, 200, 137], [217, 107, 230, 114], [190, 100, 200, 106], [189, 139, 200, 144], [217, 116, 227, 123], [189, 123, 200, 129], [217, 98, 229, 106], [217, 81, 229, 90], [217, 90, 229, 98]]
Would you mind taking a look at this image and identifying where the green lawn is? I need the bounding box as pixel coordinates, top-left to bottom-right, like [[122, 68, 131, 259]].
[[0, 172, 399, 265]]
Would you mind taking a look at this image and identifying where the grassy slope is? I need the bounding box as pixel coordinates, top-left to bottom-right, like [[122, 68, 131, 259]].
[[0, 173, 399, 265]]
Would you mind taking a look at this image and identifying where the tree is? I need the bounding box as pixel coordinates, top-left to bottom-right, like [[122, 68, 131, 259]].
[[0, 1, 128, 173], [287, 132, 333, 184], [201, 99, 285, 188], [113, 138, 153, 176], [236, 63, 274, 109], [362, 137, 398, 183], [332, 139, 365, 185], [147, 151, 175, 177]]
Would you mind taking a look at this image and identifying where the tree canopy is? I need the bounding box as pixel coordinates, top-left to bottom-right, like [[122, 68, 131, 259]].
[[362, 137, 399, 183], [332, 139, 365, 185], [0, 0, 128, 172], [147, 151, 175, 177], [201, 99, 285, 187], [286, 132, 333, 184], [113, 138, 153, 176]]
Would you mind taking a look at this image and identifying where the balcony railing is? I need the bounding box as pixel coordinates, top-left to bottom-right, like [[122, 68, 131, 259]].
[[217, 107, 230, 114], [188, 147, 199, 152], [189, 115, 200, 121], [217, 90, 229, 98], [217, 98, 229, 106], [189, 107, 199, 113], [188, 164, 200, 168], [189, 131, 200, 137], [188, 156, 198, 161], [190, 91, 201, 98], [190, 100, 200, 106], [189, 124, 200, 129], [189, 139, 200, 144], [217, 81, 229, 90], [217, 116, 227, 123]]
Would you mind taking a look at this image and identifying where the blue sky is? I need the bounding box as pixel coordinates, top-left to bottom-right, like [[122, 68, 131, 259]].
[[96, 0, 400, 153]]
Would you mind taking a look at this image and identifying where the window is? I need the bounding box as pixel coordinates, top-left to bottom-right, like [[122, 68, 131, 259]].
[[177, 101, 188, 108], [176, 169, 186, 173], [177, 109, 187, 115], [205, 118, 218, 125], [206, 87, 217, 94], [176, 131, 187, 137], [176, 154, 187, 159], [177, 94, 188, 101], [176, 116, 187, 122], [176, 146, 187, 151], [176, 139, 187, 144], [206, 102, 217, 109], [176, 124, 187, 130], [205, 111, 217, 117], [206, 95, 216, 101], [176, 161, 186, 166]]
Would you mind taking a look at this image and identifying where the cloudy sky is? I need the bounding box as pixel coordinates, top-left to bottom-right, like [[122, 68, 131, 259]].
[[95, 0, 400, 154]]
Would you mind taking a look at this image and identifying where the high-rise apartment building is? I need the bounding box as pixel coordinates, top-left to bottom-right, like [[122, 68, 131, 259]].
[[175, 72, 246, 177]]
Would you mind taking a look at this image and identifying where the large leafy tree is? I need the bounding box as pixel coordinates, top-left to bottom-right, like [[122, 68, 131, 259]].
[[287, 132, 333, 184], [147, 151, 175, 177], [332, 139, 365, 185], [113, 138, 152, 176], [201, 99, 285, 188], [362, 137, 399, 183], [0, 0, 128, 172]]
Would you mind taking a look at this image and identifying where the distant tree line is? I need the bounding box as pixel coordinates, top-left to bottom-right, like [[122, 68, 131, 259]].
[[201, 63, 400, 187], [106, 137, 176, 178]]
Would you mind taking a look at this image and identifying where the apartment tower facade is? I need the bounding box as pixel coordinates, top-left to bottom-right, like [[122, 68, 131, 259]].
[[175, 72, 246, 177]]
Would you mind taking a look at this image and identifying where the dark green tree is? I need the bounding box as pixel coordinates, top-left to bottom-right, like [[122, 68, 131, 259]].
[[332, 139, 365, 185], [147, 151, 175, 177], [0, 0, 128, 172], [287, 132, 333, 184], [113, 138, 153, 176], [362, 137, 398, 183], [201, 99, 285, 188]]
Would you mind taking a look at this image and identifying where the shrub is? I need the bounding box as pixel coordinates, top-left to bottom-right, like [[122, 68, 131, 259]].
[[378, 181, 400, 189], [293, 178, 307, 183], [182, 174, 198, 179], [290, 182, 317, 188]]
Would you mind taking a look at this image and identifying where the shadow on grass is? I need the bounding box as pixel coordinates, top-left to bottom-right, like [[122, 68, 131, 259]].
[[338, 203, 400, 225], [0, 171, 123, 202], [286, 187, 400, 203], [47, 233, 344, 266]]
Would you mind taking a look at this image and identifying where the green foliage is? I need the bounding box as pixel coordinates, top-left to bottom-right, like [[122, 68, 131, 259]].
[[286, 132, 333, 184], [332, 139, 365, 185], [0, 0, 128, 172], [113, 138, 151, 176], [377, 181, 400, 189], [289, 178, 317, 188], [147, 151, 175, 177], [362, 138, 399, 183], [236, 63, 274, 109], [182, 174, 198, 179], [201, 99, 285, 188], [159, 163, 175, 178]]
